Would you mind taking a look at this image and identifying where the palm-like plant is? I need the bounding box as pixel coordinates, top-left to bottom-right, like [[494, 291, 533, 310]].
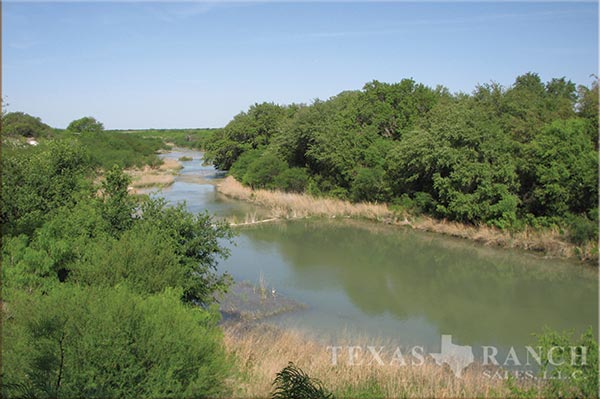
[[271, 362, 334, 399]]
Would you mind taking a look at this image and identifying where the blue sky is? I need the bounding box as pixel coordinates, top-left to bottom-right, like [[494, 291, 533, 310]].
[[3, 1, 598, 129]]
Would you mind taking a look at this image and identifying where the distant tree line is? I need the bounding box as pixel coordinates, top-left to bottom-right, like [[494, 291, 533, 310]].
[[205, 73, 598, 242]]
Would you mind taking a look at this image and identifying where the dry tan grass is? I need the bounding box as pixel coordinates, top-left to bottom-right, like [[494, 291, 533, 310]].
[[410, 216, 576, 259], [159, 158, 183, 171], [223, 322, 538, 398], [218, 176, 390, 221], [124, 158, 183, 192], [217, 176, 595, 262], [129, 173, 174, 189]]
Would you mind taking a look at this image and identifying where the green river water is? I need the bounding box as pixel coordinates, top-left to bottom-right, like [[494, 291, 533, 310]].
[[149, 149, 598, 360]]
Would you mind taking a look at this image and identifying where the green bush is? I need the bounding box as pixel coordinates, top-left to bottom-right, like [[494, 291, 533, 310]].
[[566, 214, 598, 245], [351, 167, 390, 202], [274, 167, 309, 193], [2, 112, 53, 138], [413, 192, 435, 214], [1, 140, 92, 236], [1, 126, 235, 399], [76, 131, 165, 169], [229, 149, 263, 181], [2, 285, 231, 399], [327, 187, 350, 201], [507, 327, 599, 399], [66, 116, 104, 133], [243, 153, 287, 189]]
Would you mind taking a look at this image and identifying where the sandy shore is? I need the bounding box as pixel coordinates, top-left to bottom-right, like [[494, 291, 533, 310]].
[[125, 158, 182, 194]]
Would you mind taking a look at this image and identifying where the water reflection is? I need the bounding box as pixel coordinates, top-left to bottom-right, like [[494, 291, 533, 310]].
[[152, 150, 598, 354], [224, 220, 597, 350]]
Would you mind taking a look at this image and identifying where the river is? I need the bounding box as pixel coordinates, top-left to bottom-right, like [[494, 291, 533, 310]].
[[147, 149, 598, 360]]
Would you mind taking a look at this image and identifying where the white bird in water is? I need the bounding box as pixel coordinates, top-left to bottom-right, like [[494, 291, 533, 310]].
[[271, 288, 277, 298]]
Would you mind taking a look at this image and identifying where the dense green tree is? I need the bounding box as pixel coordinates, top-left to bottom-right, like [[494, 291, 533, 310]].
[[135, 198, 233, 304], [577, 79, 599, 147], [273, 167, 309, 193], [66, 116, 104, 133], [501, 73, 578, 143], [204, 137, 246, 171], [99, 165, 136, 235], [388, 97, 520, 227], [203, 74, 598, 236], [243, 152, 288, 189], [351, 166, 390, 202], [272, 104, 322, 168], [2, 123, 236, 399], [521, 118, 598, 217], [1, 112, 53, 138], [205, 102, 296, 170], [545, 77, 577, 118], [228, 149, 263, 181], [356, 79, 441, 139], [1, 140, 92, 236]]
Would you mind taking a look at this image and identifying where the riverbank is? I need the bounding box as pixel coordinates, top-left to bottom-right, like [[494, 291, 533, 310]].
[[125, 158, 183, 193], [217, 176, 597, 263], [222, 322, 537, 397]]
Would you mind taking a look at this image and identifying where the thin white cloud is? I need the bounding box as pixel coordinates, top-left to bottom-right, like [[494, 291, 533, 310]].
[[143, 3, 216, 22], [9, 40, 39, 49], [286, 8, 593, 40]]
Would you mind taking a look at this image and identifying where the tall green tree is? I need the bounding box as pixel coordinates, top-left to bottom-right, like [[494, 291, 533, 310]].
[[1, 140, 91, 236], [66, 116, 104, 133], [1, 112, 53, 138]]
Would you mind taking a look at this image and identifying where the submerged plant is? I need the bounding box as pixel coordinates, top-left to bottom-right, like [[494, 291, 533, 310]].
[[259, 271, 267, 301]]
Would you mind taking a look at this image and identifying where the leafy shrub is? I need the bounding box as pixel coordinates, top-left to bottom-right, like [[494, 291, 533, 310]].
[[507, 327, 598, 399], [566, 214, 598, 245], [328, 187, 350, 201], [77, 131, 165, 169], [271, 363, 333, 399], [413, 192, 436, 214], [243, 153, 287, 189], [351, 166, 390, 202], [274, 167, 309, 193], [306, 177, 323, 197], [2, 285, 231, 399], [1, 140, 92, 236], [2, 112, 53, 138], [229, 149, 263, 181], [66, 116, 104, 133]]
